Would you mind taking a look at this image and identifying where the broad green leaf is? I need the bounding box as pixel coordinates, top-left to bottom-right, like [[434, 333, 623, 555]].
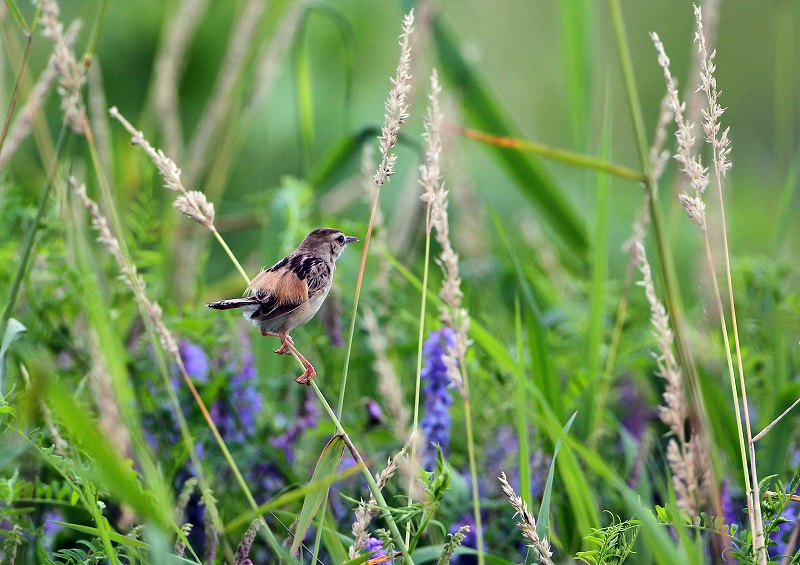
[[537, 411, 577, 539], [432, 18, 588, 259], [290, 434, 346, 556]]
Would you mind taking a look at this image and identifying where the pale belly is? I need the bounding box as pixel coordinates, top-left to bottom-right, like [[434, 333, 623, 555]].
[[243, 285, 330, 336]]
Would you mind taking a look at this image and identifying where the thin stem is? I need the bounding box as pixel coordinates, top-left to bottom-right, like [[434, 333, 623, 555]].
[[338, 191, 380, 416], [406, 217, 432, 545], [308, 378, 414, 565], [712, 142, 767, 564], [0, 3, 42, 155], [459, 126, 645, 182], [463, 387, 485, 564], [701, 235, 753, 518], [752, 396, 800, 442], [211, 227, 251, 286]]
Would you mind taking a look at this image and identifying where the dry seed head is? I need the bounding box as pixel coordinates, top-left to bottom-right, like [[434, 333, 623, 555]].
[[498, 472, 553, 564], [373, 10, 414, 188]]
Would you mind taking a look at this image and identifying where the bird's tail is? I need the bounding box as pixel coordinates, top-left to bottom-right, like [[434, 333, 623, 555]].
[[206, 297, 259, 310]]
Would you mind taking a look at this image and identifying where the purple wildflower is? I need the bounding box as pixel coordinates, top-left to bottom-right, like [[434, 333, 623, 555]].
[[364, 536, 386, 558], [271, 389, 319, 463], [451, 513, 477, 565], [211, 332, 263, 443], [42, 510, 64, 548], [179, 339, 210, 383], [230, 346, 260, 438], [421, 328, 455, 469], [365, 398, 383, 427], [720, 479, 741, 529], [619, 375, 652, 442]]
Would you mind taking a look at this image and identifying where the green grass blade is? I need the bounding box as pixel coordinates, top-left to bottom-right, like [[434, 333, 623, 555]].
[[290, 434, 346, 556], [0, 317, 25, 390], [514, 297, 531, 509], [307, 127, 421, 191], [45, 379, 172, 529], [580, 99, 611, 439], [305, 2, 357, 129], [2, 0, 28, 33], [558, 2, 594, 148], [490, 211, 562, 417], [537, 411, 577, 539], [293, 12, 315, 171], [432, 18, 588, 259], [50, 521, 149, 550]]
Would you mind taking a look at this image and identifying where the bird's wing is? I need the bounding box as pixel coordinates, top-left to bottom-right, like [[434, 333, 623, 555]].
[[304, 259, 332, 298], [245, 256, 310, 321]]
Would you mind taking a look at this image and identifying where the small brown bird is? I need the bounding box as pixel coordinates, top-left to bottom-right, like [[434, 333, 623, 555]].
[[207, 228, 358, 384]]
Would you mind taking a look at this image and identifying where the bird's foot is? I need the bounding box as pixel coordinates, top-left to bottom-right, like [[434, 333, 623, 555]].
[[295, 366, 316, 386], [273, 335, 295, 355]]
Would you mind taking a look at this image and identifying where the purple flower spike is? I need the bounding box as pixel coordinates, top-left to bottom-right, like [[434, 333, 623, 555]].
[[271, 389, 319, 462], [179, 340, 210, 383], [421, 328, 455, 469]]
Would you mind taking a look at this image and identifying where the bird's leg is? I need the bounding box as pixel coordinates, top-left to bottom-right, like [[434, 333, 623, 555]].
[[272, 334, 294, 355], [259, 329, 292, 355], [278, 332, 316, 385]]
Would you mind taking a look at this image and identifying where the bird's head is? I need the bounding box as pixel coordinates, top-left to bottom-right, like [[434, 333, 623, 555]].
[[298, 228, 359, 262]]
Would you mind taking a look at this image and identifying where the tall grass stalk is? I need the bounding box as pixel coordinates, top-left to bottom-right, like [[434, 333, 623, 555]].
[[694, 7, 765, 557], [421, 69, 485, 563], [608, 0, 729, 516], [651, 8, 765, 558], [338, 9, 414, 417], [406, 214, 431, 545]]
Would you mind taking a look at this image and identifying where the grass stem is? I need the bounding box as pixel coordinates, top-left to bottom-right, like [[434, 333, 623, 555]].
[[406, 215, 432, 546], [459, 126, 644, 183]]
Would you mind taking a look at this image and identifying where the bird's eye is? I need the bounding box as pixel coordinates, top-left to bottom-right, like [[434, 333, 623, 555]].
[[336, 235, 345, 244]]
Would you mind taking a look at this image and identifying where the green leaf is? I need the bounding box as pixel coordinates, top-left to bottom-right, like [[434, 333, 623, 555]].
[[537, 411, 577, 539], [0, 317, 25, 387], [290, 434, 346, 556], [45, 379, 172, 529], [51, 521, 149, 550], [490, 211, 561, 417], [432, 18, 588, 259], [307, 127, 421, 191], [2, 0, 28, 32]]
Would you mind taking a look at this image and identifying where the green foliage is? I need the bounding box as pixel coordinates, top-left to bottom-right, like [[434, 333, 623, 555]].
[[1, 1, 799, 564], [575, 514, 640, 565]]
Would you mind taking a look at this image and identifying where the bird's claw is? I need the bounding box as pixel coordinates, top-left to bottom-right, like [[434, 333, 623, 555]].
[[295, 367, 316, 386], [273, 335, 295, 355]]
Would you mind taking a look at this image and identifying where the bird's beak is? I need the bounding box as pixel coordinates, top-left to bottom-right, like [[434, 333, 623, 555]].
[[344, 235, 359, 244]]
